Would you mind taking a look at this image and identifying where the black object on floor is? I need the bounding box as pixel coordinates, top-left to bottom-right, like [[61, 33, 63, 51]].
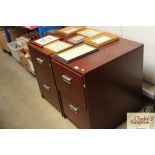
[[153, 92, 155, 112], [143, 94, 155, 113]]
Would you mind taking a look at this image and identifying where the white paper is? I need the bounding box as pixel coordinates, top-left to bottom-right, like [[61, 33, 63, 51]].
[[57, 44, 96, 61], [92, 36, 111, 44], [45, 42, 71, 53], [34, 36, 58, 45], [79, 29, 101, 37]]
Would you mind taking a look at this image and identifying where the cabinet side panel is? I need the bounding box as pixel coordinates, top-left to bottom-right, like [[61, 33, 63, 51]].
[[85, 47, 144, 129]]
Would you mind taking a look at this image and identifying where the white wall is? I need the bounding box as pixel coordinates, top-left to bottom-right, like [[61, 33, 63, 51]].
[[89, 26, 122, 36], [89, 26, 155, 85]]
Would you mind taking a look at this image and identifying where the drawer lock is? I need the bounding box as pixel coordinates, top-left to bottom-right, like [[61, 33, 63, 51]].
[[62, 75, 72, 85], [36, 58, 44, 65], [43, 84, 50, 91], [69, 104, 79, 114]]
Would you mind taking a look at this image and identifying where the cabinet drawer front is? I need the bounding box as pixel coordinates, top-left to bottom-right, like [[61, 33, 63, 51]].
[[61, 93, 90, 129], [52, 60, 86, 109], [40, 81, 61, 111], [29, 47, 55, 86]]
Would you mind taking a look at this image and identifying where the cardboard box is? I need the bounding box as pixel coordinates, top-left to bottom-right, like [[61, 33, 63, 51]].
[[0, 26, 4, 31], [0, 31, 10, 51], [0, 32, 3, 49], [16, 37, 30, 53], [0, 27, 27, 52], [19, 52, 35, 75], [19, 52, 31, 73]]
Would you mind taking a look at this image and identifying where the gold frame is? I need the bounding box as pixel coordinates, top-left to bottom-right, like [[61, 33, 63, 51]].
[[56, 43, 98, 63], [43, 40, 73, 54], [33, 35, 59, 47], [77, 28, 103, 38], [85, 32, 119, 47], [57, 26, 85, 36]]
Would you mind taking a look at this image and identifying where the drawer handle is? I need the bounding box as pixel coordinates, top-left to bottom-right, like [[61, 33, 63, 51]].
[[62, 75, 72, 85], [36, 57, 44, 65], [69, 104, 79, 114], [43, 84, 50, 91]]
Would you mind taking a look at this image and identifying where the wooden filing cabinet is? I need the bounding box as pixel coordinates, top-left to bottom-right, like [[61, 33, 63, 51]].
[[28, 43, 62, 112], [51, 38, 145, 128], [28, 33, 77, 114]]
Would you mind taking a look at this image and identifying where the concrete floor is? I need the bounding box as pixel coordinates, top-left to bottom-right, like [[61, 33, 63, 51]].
[[0, 49, 77, 129], [0, 49, 139, 129]]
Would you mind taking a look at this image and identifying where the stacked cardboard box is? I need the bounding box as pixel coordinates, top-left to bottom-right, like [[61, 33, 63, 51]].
[[17, 34, 37, 75], [19, 51, 35, 75], [0, 27, 27, 52]]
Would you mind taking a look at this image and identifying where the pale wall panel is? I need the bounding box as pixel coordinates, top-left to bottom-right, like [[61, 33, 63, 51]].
[[88, 26, 155, 85], [88, 26, 122, 36], [122, 26, 155, 84]]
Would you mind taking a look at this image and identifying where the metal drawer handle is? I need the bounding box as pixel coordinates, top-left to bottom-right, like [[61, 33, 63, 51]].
[[36, 57, 44, 64], [69, 104, 79, 114], [62, 75, 72, 85], [43, 84, 50, 91]]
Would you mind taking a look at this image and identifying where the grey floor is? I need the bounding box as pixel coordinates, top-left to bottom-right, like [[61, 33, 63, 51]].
[[0, 49, 130, 129], [0, 49, 77, 129]]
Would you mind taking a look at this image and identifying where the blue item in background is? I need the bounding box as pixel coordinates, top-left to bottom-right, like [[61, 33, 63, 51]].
[[3, 26, 62, 43]]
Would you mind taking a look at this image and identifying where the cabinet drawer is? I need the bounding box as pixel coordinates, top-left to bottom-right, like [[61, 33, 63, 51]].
[[61, 93, 90, 128], [40, 80, 61, 111], [29, 48, 55, 86], [52, 60, 86, 109]]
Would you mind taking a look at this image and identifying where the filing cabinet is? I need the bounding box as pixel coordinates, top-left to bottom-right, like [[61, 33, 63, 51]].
[[28, 33, 77, 114], [51, 38, 145, 128], [29, 36, 145, 128], [28, 43, 62, 112]]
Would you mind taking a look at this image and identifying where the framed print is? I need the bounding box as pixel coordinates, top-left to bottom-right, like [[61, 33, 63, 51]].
[[77, 28, 102, 38], [32, 35, 59, 47], [56, 43, 98, 63], [85, 32, 119, 47], [67, 35, 85, 44], [43, 40, 73, 53], [57, 26, 85, 36]]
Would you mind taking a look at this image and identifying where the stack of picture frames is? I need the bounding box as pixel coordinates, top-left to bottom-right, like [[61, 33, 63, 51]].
[[43, 40, 73, 54], [77, 28, 103, 38], [31, 27, 120, 64], [84, 32, 119, 47], [57, 26, 86, 36], [67, 35, 85, 45]]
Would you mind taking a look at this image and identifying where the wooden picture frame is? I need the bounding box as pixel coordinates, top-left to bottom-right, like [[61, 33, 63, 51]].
[[77, 28, 103, 38], [43, 40, 73, 54], [32, 35, 59, 47], [85, 32, 119, 47], [57, 26, 85, 36], [67, 35, 86, 45], [55, 43, 98, 63]]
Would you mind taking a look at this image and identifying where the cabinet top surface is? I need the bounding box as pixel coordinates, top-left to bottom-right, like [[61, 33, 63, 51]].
[[52, 38, 143, 74], [29, 38, 143, 74]]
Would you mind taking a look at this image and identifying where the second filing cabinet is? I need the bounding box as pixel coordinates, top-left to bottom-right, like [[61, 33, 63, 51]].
[[51, 38, 144, 129]]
